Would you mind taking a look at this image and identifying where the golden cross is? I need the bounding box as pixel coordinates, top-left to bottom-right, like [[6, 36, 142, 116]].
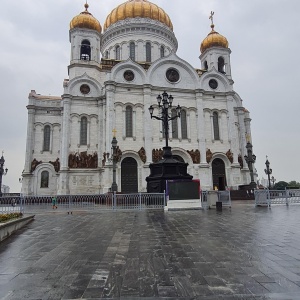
[[209, 11, 215, 26], [112, 128, 117, 137]]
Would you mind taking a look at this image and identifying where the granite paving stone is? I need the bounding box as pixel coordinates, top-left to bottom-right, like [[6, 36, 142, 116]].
[[1, 203, 300, 299]]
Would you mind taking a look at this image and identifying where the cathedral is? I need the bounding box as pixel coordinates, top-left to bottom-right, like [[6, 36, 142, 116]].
[[21, 0, 254, 196]]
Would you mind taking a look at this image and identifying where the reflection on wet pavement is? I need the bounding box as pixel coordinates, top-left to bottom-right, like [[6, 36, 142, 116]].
[[1, 203, 300, 299]]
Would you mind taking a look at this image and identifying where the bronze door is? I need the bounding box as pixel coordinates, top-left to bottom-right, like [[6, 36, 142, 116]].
[[121, 157, 138, 193], [212, 158, 227, 190]]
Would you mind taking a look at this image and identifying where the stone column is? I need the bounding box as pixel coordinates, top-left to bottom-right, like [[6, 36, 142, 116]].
[[24, 107, 35, 174], [58, 95, 71, 195], [227, 96, 239, 166], [105, 82, 116, 153], [195, 91, 208, 165], [143, 85, 153, 164]]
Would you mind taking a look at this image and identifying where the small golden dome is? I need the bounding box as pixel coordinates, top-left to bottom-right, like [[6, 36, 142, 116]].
[[200, 24, 229, 53], [70, 3, 102, 33], [104, 0, 173, 31]]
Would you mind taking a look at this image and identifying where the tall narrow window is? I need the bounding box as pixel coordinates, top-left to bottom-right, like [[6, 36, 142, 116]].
[[218, 57, 225, 73], [41, 171, 49, 188], [160, 46, 165, 58], [146, 42, 151, 62], [204, 60, 208, 70], [171, 109, 178, 138], [181, 110, 188, 139], [80, 40, 91, 61], [115, 45, 120, 60], [213, 112, 220, 140], [125, 106, 133, 137], [105, 50, 109, 59], [80, 117, 88, 145], [129, 42, 135, 61], [43, 125, 51, 151]]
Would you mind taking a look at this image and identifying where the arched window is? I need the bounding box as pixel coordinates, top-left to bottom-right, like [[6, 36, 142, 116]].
[[41, 171, 49, 188], [171, 109, 178, 138], [213, 112, 220, 140], [80, 40, 91, 61], [105, 50, 109, 59], [125, 106, 133, 137], [181, 110, 188, 139], [129, 42, 135, 61], [218, 57, 225, 73], [80, 117, 88, 145], [115, 45, 120, 60], [146, 42, 151, 62], [204, 60, 208, 70], [43, 125, 51, 151], [160, 46, 165, 58]]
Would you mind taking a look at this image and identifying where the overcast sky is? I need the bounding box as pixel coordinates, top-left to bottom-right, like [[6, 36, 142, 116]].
[[1, 0, 299, 192]]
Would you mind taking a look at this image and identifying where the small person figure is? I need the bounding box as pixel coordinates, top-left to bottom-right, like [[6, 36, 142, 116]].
[[52, 196, 58, 209]]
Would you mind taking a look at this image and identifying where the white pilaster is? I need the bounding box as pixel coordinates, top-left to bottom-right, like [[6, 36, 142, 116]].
[[143, 86, 153, 163], [195, 91, 208, 165]]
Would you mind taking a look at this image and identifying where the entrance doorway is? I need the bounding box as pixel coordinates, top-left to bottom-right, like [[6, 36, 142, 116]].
[[212, 158, 227, 190], [121, 157, 138, 193]]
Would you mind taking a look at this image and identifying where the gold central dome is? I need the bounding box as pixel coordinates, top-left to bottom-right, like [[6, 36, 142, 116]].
[[70, 3, 102, 33], [200, 24, 229, 53], [104, 0, 173, 31]]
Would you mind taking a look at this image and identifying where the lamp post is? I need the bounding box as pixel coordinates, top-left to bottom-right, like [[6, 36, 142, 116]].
[[0, 153, 8, 197], [244, 141, 257, 189], [264, 156, 272, 189], [271, 176, 276, 188], [148, 91, 181, 158], [111, 136, 118, 192]]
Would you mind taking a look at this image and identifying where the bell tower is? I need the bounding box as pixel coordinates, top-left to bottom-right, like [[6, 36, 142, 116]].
[[69, 3, 102, 76], [199, 12, 232, 80]]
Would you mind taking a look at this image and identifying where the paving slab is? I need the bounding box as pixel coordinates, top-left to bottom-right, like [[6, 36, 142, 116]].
[[1, 203, 300, 299]]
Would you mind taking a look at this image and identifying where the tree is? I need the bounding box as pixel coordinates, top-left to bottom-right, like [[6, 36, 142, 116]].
[[288, 181, 300, 188], [274, 181, 288, 190]]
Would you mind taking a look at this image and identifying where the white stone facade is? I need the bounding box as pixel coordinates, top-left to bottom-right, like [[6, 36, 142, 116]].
[[21, 5, 254, 196]]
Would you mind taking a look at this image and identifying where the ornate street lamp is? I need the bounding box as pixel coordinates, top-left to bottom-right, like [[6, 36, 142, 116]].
[[148, 91, 181, 158], [264, 156, 272, 189], [244, 142, 257, 189], [146, 91, 192, 193], [111, 135, 118, 192], [0, 153, 8, 197]]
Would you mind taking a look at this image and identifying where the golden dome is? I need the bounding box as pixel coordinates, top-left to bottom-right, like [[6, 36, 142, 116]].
[[200, 24, 229, 53], [104, 0, 173, 31], [70, 3, 102, 33]]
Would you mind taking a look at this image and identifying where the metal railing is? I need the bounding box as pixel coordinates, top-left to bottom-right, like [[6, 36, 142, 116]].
[[254, 189, 300, 207], [0, 192, 166, 214], [201, 190, 231, 209]]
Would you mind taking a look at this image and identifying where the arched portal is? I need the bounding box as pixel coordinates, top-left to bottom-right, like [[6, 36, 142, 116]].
[[212, 158, 227, 190], [121, 157, 138, 193]]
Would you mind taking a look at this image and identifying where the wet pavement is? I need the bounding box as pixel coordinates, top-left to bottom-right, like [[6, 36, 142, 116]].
[[1, 202, 300, 299]]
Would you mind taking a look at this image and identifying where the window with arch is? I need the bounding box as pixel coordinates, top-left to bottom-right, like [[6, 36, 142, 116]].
[[181, 110, 188, 139], [115, 45, 120, 60], [105, 50, 109, 59], [171, 109, 178, 138], [146, 42, 151, 62], [160, 46, 165, 58], [129, 42, 135, 61], [80, 116, 88, 145], [43, 125, 51, 151], [213, 112, 220, 140], [125, 106, 133, 137], [218, 57, 225, 73], [204, 60, 208, 70], [40, 170, 49, 188], [80, 40, 91, 61]]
